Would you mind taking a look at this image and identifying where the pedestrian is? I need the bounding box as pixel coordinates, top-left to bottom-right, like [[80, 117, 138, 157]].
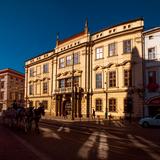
[[65, 110, 68, 119], [92, 109, 95, 119]]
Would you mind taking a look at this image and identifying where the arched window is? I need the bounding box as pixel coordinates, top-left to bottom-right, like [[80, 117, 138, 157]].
[[109, 98, 116, 112], [95, 99, 102, 111]]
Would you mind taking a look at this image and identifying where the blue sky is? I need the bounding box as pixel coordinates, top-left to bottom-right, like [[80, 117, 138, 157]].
[[0, 0, 160, 73]]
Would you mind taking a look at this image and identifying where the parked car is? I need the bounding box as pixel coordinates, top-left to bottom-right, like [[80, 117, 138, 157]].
[[139, 114, 160, 127]]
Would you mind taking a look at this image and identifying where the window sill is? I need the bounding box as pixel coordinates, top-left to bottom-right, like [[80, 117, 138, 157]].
[[107, 54, 118, 58], [95, 58, 104, 61], [122, 52, 132, 55], [108, 86, 118, 89]]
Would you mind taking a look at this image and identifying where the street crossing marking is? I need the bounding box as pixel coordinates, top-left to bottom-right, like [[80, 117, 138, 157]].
[[78, 132, 98, 159], [57, 126, 63, 132], [57, 126, 70, 133], [40, 127, 61, 140], [97, 132, 108, 160]]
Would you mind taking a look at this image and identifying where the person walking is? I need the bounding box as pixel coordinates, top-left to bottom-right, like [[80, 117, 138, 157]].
[[92, 109, 95, 119]]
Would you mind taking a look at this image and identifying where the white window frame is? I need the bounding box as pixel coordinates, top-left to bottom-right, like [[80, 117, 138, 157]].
[[96, 47, 103, 60]]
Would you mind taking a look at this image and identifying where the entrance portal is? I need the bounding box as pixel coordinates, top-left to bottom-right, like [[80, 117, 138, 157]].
[[63, 100, 72, 116]]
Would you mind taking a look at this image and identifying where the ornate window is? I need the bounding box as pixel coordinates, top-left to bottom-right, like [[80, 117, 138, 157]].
[[108, 43, 116, 56], [59, 79, 65, 88], [123, 39, 131, 53], [59, 58, 65, 68], [29, 68, 34, 77], [29, 84, 34, 95], [43, 63, 49, 73], [124, 70, 131, 87], [109, 71, 116, 87], [96, 73, 102, 88], [66, 55, 72, 66], [43, 82, 48, 94], [96, 99, 102, 111], [96, 47, 103, 59], [109, 98, 116, 112], [74, 53, 79, 64]]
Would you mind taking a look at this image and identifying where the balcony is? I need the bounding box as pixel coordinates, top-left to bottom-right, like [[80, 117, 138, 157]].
[[54, 86, 82, 94]]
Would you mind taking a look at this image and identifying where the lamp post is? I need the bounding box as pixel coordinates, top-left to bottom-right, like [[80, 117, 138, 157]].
[[71, 52, 75, 120]]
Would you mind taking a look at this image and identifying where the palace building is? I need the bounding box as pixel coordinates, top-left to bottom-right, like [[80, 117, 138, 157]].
[[25, 18, 144, 119]]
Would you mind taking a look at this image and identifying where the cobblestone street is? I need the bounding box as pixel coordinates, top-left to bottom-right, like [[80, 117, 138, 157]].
[[0, 119, 160, 160]]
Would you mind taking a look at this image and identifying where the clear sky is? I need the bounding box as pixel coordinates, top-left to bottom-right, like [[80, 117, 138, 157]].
[[0, 0, 160, 73]]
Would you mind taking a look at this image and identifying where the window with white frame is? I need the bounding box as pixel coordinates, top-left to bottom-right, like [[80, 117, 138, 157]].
[[124, 70, 132, 87], [109, 71, 116, 87], [66, 55, 72, 66], [43, 63, 49, 73], [96, 47, 103, 59], [74, 53, 79, 64], [59, 58, 65, 68], [108, 43, 116, 56], [59, 79, 65, 88], [43, 82, 48, 94], [109, 98, 116, 112], [148, 47, 156, 60], [123, 39, 131, 53], [96, 73, 102, 88], [96, 99, 102, 111]]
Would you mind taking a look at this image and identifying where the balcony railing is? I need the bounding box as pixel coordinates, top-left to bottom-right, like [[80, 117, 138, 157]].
[[54, 86, 81, 94]]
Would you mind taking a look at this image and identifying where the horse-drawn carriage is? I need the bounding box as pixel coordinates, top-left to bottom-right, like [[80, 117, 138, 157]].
[[2, 104, 45, 133]]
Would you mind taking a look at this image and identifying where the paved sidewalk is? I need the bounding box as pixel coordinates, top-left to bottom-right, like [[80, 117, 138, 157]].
[[41, 116, 140, 130]]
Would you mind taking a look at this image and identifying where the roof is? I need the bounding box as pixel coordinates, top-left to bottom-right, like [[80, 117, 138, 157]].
[[143, 27, 160, 35], [0, 68, 24, 78], [25, 49, 54, 62], [57, 31, 85, 45], [91, 17, 144, 35]]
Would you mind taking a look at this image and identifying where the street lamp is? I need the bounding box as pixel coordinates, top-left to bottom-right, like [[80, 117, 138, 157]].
[[71, 52, 75, 120]]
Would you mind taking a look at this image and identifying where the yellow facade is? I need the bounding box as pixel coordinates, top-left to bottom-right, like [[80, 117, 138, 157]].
[[25, 18, 144, 119]]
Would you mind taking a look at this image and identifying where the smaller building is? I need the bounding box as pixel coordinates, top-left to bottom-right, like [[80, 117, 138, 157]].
[[0, 68, 25, 111], [143, 27, 160, 116]]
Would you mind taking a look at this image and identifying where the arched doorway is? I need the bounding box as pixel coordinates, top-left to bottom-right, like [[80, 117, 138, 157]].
[[63, 99, 72, 116]]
